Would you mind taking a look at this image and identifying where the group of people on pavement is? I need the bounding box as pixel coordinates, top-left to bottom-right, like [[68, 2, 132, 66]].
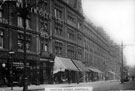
[[53, 70, 72, 84]]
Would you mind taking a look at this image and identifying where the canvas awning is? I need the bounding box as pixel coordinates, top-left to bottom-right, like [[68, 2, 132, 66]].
[[72, 60, 88, 72], [87, 67, 103, 73], [53, 57, 79, 74], [108, 71, 115, 75]]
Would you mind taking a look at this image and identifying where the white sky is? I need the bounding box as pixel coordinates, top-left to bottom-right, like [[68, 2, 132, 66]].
[[82, 0, 135, 67]]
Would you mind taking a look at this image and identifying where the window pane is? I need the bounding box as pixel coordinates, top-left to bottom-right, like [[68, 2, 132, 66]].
[[44, 44, 48, 51], [0, 37, 3, 48], [18, 17, 23, 27], [0, 11, 2, 17]]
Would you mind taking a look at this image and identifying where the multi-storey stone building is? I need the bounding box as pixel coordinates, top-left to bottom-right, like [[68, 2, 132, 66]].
[[0, 0, 85, 85], [0, 0, 122, 86], [0, 0, 55, 85], [83, 19, 121, 81], [51, 0, 85, 83]]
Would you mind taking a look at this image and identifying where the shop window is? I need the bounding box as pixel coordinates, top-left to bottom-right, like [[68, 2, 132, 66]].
[[17, 32, 32, 51], [0, 29, 3, 48], [54, 41, 63, 55]]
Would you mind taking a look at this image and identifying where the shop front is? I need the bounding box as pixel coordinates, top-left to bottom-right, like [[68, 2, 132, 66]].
[[39, 58, 54, 84], [108, 71, 116, 80], [87, 67, 103, 81], [53, 57, 79, 84], [71, 59, 88, 82], [39, 52, 55, 84], [9, 52, 40, 86]]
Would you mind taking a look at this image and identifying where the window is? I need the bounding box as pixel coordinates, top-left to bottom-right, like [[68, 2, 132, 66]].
[[55, 41, 63, 55], [78, 48, 82, 60], [67, 11, 75, 23], [0, 11, 2, 18], [41, 42, 48, 52], [18, 32, 32, 51], [26, 19, 30, 29], [67, 28, 75, 40], [0, 29, 3, 48], [77, 33, 82, 41], [55, 21, 63, 36], [78, 22, 82, 29], [40, 18, 48, 32], [67, 45, 75, 58], [54, 4, 63, 19], [17, 16, 23, 27]]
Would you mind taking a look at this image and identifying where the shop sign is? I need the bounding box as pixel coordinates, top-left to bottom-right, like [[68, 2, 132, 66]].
[[13, 62, 24, 68]]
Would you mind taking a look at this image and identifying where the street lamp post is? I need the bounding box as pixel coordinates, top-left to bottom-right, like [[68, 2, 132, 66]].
[[120, 42, 124, 83], [9, 51, 15, 90], [20, 1, 28, 91], [16, 1, 47, 90], [16, 0, 29, 90]]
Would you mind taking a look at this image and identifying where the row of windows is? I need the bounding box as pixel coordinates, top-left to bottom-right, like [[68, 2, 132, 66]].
[[17, 33, 32, 50], [0, 30, 49, 53], [85, 36, 110, 60], [67, 28, 75, 40], [0, 30, 32, 50], [18, 17, 30, 29], [54, 22, 83, 42], [54, 4, 63, 19], [55, 21, 63, 36], [67, 11, 75, 23], [54, 3, 82, 29], [54, 40, 83, 59]]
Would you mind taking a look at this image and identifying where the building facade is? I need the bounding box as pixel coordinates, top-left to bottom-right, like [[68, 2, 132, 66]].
[[51, 0, 85, 83], [0, 0, 55, 85], [83, 19, 121, 81], [0, 0, 85, 85], [0, 0, 122, 86]]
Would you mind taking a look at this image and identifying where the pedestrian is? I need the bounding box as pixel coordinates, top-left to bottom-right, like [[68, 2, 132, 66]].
[[67, 71, 71, 84]]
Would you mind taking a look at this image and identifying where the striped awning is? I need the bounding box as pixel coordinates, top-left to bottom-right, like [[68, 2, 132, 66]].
[[72, 60, 88, 72], [87, 67, 103, 73], [108, 71, 115, 75], [53, 57, 79, 74]]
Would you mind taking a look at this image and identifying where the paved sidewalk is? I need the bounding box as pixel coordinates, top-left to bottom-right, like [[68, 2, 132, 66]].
[[0, 80, 119, 91]]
